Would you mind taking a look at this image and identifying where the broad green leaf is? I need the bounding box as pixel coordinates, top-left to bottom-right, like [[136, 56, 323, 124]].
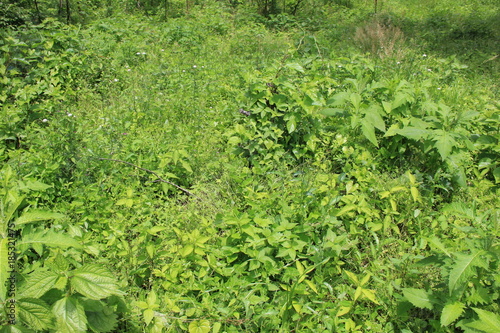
[[449, 251, 487, 295], [147, 290, 157, 307], [425, 236, 451, 257], [336, 205, 357, 217], [364, 106, 386, 132], [350, 93, 361, 110], [71, 264, 123, 300], [320, 108, 344, 116], [286, 118, 296, 133], [433, 130, 457, 160], [15, 211, 64, 226], [0, 325, 34, 333], [18, 270, 59, 298], [360, 273, 371, 286], [296, 261, 305, 276], [143, 308, 154, 326], [3, 195, 26, 230], [327, 92, 349, 106], [52, 296, 87, 333], [18, 230, 82, 249], [402, 288, 433, 310], [86, 304, 117, 333], [466, 308, 500, 333], [344, 270, 359, 285], [212, 322, 222, 333], [361, 288, 379, 304], [305, 279, 318, 293], [179, 244, 194, 257], [17, 298, 54, 331], [336, 306, 351, 317], [188, 319, 211, 333], [285, 63, 304, 73], [396, 127, 428, 140], [22, 180, 52, 191], [361, 119, 378, 147], [440, 301, 465, 326]]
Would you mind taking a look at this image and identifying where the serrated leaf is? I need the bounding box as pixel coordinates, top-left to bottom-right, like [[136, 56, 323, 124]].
[[361, 119, 378, 147], [71, 264, 123, 300], [18, 271, 59, 298], [17, 298, 54, 330], [15, 211, 64, 226], [147, 290, 157, 307], [440, 302, 465, 326], [364, 106, 386, 132], [433, 130, 457, 160], [52, 296, 87, 333], [402, 288, 433, 310], [466, 308, 500, 333], [179, 244, 194, 257], [449, 251, 486, 295], [350, 93, 361, 110], [85, 303, 117, 333], [188, 319, 211, 333], [425, 235, 451, 257], [0, 324, 34, 333], [143, 308, 154, 326], [18, 230, 82, 249]]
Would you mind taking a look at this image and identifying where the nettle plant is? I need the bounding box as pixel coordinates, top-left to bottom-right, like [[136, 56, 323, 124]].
[[230, 55, 479, 185], [400, 203, 500, 332], [227, 61, 328, 172], [0, 165, 125, 332]]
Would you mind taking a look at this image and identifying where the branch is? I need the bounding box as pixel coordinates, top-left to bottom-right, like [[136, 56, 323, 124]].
[[96, 157, 200, 200]]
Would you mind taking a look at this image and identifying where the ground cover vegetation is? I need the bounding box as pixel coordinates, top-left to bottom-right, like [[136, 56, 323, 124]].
[[1, 0, 499, 332]]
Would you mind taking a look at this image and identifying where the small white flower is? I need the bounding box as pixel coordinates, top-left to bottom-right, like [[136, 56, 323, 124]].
[[397, 61, 401, 64], [193, 65, 197, 68], [182, 70, 186, 72], [201, 65, 205, 68], [427, 68, 432, 72], [142, 52, 146, 55], [437, 87, 442, 90], [338, 65, 342, 68], [136, 52, 141, 55], [114, 78, 119, 82], [161, 49, 165, 52], [42, 119, 48, 123], [127, 69, 131, 72], [423, 54, 427, 57], [67, 113, 73, 117]]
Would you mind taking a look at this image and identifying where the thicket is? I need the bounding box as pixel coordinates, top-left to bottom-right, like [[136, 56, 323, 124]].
[[1, 0, 499, 332]]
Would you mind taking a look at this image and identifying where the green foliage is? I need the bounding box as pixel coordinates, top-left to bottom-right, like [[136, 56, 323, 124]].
[[1, 1, 498, 332]]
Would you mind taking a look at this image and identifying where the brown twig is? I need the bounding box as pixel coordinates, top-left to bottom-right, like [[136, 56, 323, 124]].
[[96, 157, 200, 200]]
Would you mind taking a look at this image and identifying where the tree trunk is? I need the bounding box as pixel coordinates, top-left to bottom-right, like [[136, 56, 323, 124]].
[[33, 0, 41, 23], [65, 0, 71, 23]]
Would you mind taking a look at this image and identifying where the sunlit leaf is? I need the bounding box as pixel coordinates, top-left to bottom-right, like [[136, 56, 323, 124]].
[[440, 302, 465, 326]]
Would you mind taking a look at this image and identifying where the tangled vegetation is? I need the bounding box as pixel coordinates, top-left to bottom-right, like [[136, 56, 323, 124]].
[[1, 0, 499, 332]]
